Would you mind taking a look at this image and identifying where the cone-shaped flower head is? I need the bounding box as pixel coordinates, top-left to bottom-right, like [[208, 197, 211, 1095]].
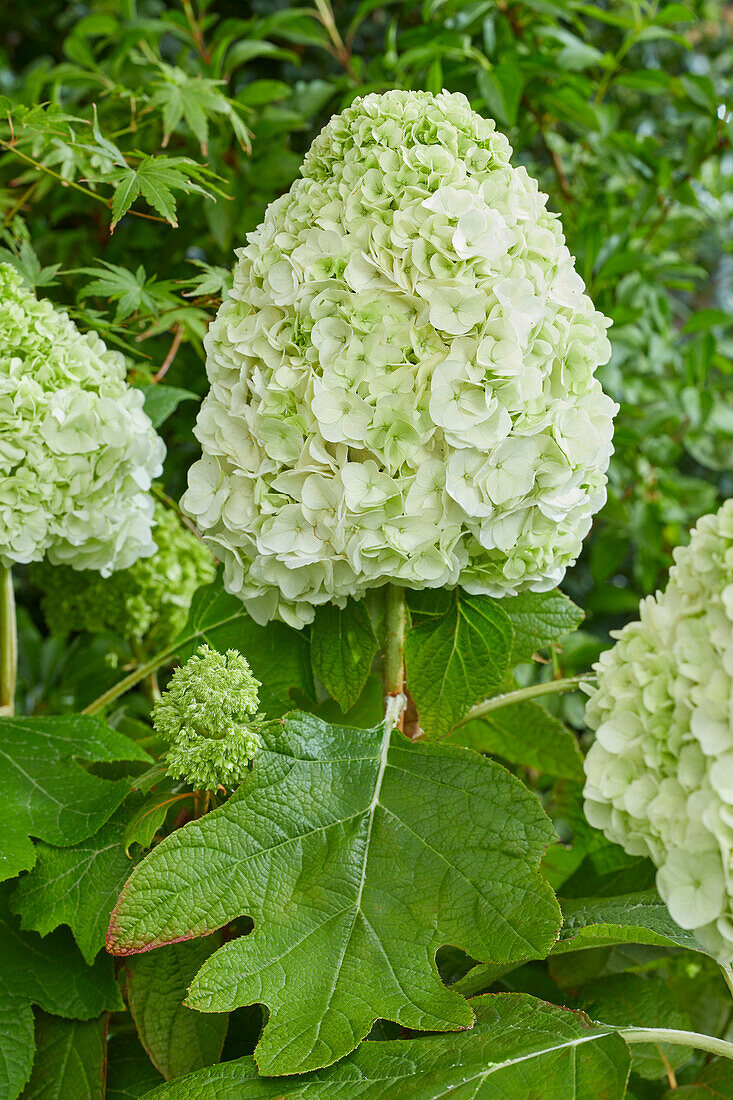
[[33, 502, 216, 646], [584, 499, 733, 961], [183, 90, 617, 628], [154, 644, 262, 789], [0, 264, 165, 574]]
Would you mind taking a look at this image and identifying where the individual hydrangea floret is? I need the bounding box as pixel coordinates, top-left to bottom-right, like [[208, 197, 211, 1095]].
[[183, 89, 617, 628], [0, 264, 165, 574], [154, 644, 262, 789], [583, 499, 733, 962], [33, 502, 216, 646]]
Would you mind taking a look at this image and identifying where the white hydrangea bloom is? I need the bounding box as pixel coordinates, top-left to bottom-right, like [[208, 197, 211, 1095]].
[[584, 499, 733, 962], [0, 264, 165, 574], [184, 90, 617, 627]]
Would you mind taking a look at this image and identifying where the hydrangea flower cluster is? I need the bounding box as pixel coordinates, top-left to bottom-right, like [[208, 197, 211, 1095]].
[[184, 90, 617, 628], [33, 503, 216, 646], [0, 264, 165, 574], [154, 644, 263, 790], [584, 499, 733, 962]]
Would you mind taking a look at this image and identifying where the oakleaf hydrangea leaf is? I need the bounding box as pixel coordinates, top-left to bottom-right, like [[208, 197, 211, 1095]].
[[125, 939, 227, 1081], [140, 993, 630, 1099], [11, 804, 139, 964], [404, 589, 513, 736], [108, 712, 560, 1075], [454, 699, 584, 779], [310, 599, 378, 711], [502, 588, 585, 663], [0, 883, 122, 1100], [0, 715, 150, 882], [554, 891, 708, 955], [23, 1013, 107, 1100]]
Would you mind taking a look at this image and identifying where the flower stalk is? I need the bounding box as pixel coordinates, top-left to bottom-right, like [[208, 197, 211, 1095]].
[[0, 566, 17, 715], [456, 675, 592, 727], [382, 584, 407, 729]]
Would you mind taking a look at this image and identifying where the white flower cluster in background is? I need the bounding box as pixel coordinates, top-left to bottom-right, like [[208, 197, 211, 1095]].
[[0, 264, 165, 574], [184, 89, 617, 627], [584, 499, 733, 962]]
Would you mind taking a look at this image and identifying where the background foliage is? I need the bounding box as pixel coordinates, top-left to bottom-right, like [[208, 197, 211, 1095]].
[[2, 0, 733, 1097]]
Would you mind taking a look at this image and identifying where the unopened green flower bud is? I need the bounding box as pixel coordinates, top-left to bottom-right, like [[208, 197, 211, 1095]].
[[154, 644, 262, 790]]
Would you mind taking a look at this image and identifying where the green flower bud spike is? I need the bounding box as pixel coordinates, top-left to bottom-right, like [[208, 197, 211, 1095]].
[[153, 644, 263, 790]]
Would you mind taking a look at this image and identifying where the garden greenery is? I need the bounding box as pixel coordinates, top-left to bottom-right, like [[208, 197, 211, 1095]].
[[1, 2, 733, 1099]]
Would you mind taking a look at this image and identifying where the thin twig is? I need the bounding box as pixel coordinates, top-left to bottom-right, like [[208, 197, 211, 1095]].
[[153, 323, 183, 381]]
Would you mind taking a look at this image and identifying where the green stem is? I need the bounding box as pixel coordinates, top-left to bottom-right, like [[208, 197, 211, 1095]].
[[382, 584, 406, 701], [620, 1026, 733, 1061], [720, 963, 733, 999], [83, 649, 173, 716], [455, 675, 593, 727], [0, 566, 17, 716]]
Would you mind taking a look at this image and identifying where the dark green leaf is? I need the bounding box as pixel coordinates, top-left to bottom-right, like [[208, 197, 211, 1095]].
[[555, 891, 707, 955], [107, 1034, 164, 1100], [0, 884, 121, 1100], [0, 714, 149, 882], [126, 939, 228, 1080], [23, 1013, 107, 1100], [404, 590, 513, 737], [140, 993, 630, 1098], [310, 599, 378, 711], [453, 700, 584, 780], [579, 974, 691, 1080], [502, 590, 585, 664], [11, 805, 139, 964], [138, 384, 198, 428], [108, 712, 559, 1075], [666, 1059, 733, 1097]]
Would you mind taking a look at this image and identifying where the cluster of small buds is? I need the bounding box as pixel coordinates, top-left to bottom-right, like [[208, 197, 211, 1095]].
[[153, 644, 263, 790]]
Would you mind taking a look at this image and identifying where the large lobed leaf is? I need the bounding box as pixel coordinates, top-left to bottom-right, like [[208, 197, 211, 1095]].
[[108, 712, 560, 1075], [0, 884, 121, 1100], [126, 939, 228, 1081], [140, 993, 631, 1099], [22, 1013, 107, 1100], [12, 804, 140, 964], [0, 714, 149, 882]]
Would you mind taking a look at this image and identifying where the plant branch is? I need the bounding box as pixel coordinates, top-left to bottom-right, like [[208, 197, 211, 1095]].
[[620, 1026, 733, 1061], [0, 566, 17, 716], [382, 583, 406, 731], [83, 648, 175, 716], [456, 675, 593, 727]]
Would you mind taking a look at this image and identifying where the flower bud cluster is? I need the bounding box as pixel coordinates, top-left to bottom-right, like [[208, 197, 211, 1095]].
[[153, 644, 262, 790]]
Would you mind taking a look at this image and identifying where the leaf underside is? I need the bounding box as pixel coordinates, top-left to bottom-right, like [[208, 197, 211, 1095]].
[[108, 712, 560, 1076]]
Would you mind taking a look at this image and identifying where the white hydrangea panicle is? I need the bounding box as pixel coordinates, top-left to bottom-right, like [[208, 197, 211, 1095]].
[[184, 89, 617, 627], [583, 499, 733, 962], [0, 264, 165, 574]]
